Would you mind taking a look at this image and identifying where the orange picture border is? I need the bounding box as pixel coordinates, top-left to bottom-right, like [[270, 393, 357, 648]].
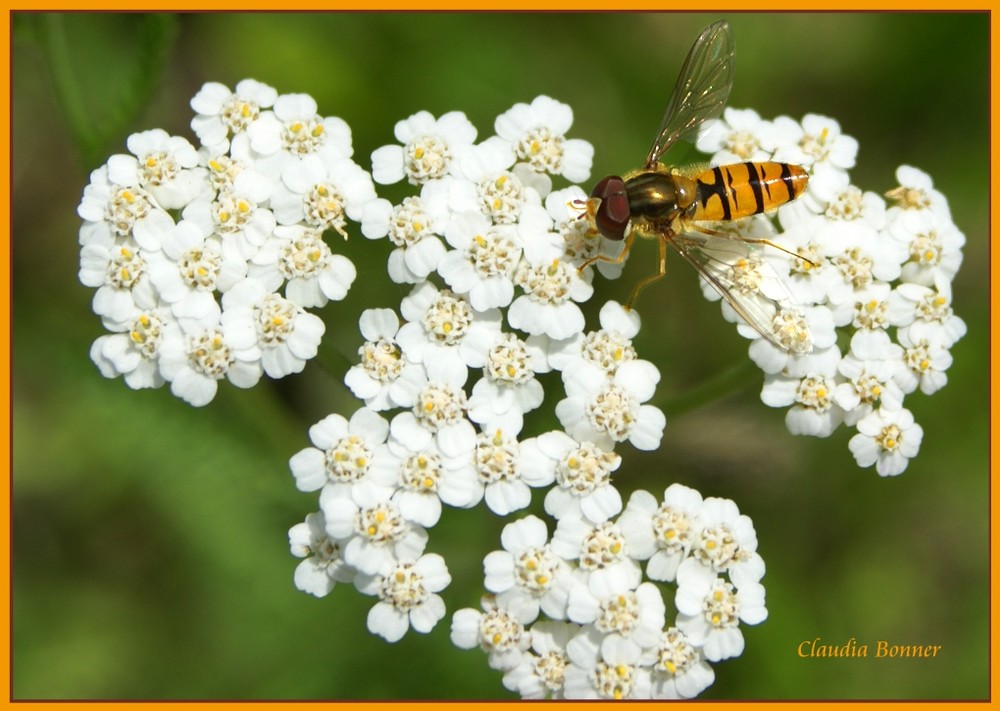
[[2, 5, 994, 710]]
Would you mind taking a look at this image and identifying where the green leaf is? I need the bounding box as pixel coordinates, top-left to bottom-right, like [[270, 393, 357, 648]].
[[30, 13, 178, 168]]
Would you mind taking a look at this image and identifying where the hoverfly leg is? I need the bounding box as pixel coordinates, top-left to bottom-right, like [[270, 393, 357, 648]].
[[736, 236, 819, 269], [625, 237, 668, 311], [578, 231, 637, 272], [696, 226, 818, 269]]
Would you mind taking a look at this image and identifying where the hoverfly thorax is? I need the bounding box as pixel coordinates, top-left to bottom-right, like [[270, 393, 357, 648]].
[[620, 171, 699, 226], [587, 175, 630, 241]]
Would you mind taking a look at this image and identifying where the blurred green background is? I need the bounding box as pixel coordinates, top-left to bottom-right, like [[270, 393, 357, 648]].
[[13, 12, 988, 700]]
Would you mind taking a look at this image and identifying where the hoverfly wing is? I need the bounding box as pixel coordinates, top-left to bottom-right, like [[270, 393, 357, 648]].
[[668, 230, 813, 354], [644, 19, 735, 169]]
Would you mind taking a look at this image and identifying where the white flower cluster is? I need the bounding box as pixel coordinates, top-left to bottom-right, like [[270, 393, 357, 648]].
[[450, 485, 766, 699], [285, 98, 730, 682], [79, 79, 375, 406], [697, 109, 966, 476], [76, 75, 966, 698]]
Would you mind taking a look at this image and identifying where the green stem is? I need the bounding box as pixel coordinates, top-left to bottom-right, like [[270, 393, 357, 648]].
[[661, 358, 759, 419], [37, 14, 177, 168]]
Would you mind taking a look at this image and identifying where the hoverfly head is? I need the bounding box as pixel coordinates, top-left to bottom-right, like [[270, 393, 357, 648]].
[[588, 175, 630, 241]]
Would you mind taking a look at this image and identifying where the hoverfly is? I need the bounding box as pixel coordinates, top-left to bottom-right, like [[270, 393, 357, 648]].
[[580, 20, 813, 354]]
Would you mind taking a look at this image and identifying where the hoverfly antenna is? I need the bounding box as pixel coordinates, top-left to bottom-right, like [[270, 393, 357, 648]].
[[566, 197, 588, 221]]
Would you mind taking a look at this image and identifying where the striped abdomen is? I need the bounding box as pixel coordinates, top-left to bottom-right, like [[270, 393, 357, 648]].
[[693, 162, 808, 222]]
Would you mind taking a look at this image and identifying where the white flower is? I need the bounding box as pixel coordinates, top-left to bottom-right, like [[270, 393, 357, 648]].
[[556, 361, 665, 451], [390, 367, 477, 453], [344, 308, 423, 411], [885, 164, 953, 222], [690, 497, 765, 588], [466, 331, 546, 434], [746, 305, 837, 376], [458, 137, 535, 225], [395, 281, 502, 386], [451, 594, 533, 671], [288, 511, 355, 598], [270, 155, 376, 238], [895, 278, 967, 348], [182, 169, 276, 262], [79, 235, 160, 330], [503, 621, 576, 699], [521, 202, 566, 265], [674, 558, 767, 662], [361, 184, 451, 283], [508, 255, 594, 340], [288, 406, 389, 495], [190, 78, 277, 154], [354, 553, 451, 642], [551, 517, 641, 592], [201, 152, 251, 197], [618, 485, 704, 583], [760, 353, 845, 437], [118, 128, 207, 210], [145, 218, 244, 332], [437, 210, 523, 311], [834, 331, 906, 425], [371, 412, 480, 527], [494, 95, 594, 183], [829, 283, 890, 333], [547, 300, 640, 375], [892, 207, 965, 286], [649, 627, 715, 699], [157, 311, 263, 407], [321, 483, 428, 576], [220, 278, 325, 378], [849, 407, 923, 476], [823, 234, 907, 308], [894, 330, 954, 395], [89, 307, 179, 390], [697, 107, 774, 164], [372, 110, 477, 185], [563, 626, 652, 699], [765, 113, 858, 198], [470, 428, 538, 516], [519, 431, 622, 523], [771, 214, 848, 305], [831, 285, 914, 354], [250, 224, 356, 307], [567, 578, 666, 659], [483, 515, 574, 624], [77, 163, 176, 251], [246, 92, 353, 175], [823, 184, 887, 230]]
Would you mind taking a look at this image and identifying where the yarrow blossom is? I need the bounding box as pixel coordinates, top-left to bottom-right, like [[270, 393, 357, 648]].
[[288, 511, 355, 598], [354, 553, 452, 643], [451, 486, 766, 699], [78, 79, 376, 406], [696, 111, 965, 476], [78, 67, 966, 700]]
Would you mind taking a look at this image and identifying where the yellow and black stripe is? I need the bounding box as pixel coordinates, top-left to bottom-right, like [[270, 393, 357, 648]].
[[694, 161, 808, 222]]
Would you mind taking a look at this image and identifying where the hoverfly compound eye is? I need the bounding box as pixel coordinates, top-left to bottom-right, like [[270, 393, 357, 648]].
[[589, 176, 630, 241]]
